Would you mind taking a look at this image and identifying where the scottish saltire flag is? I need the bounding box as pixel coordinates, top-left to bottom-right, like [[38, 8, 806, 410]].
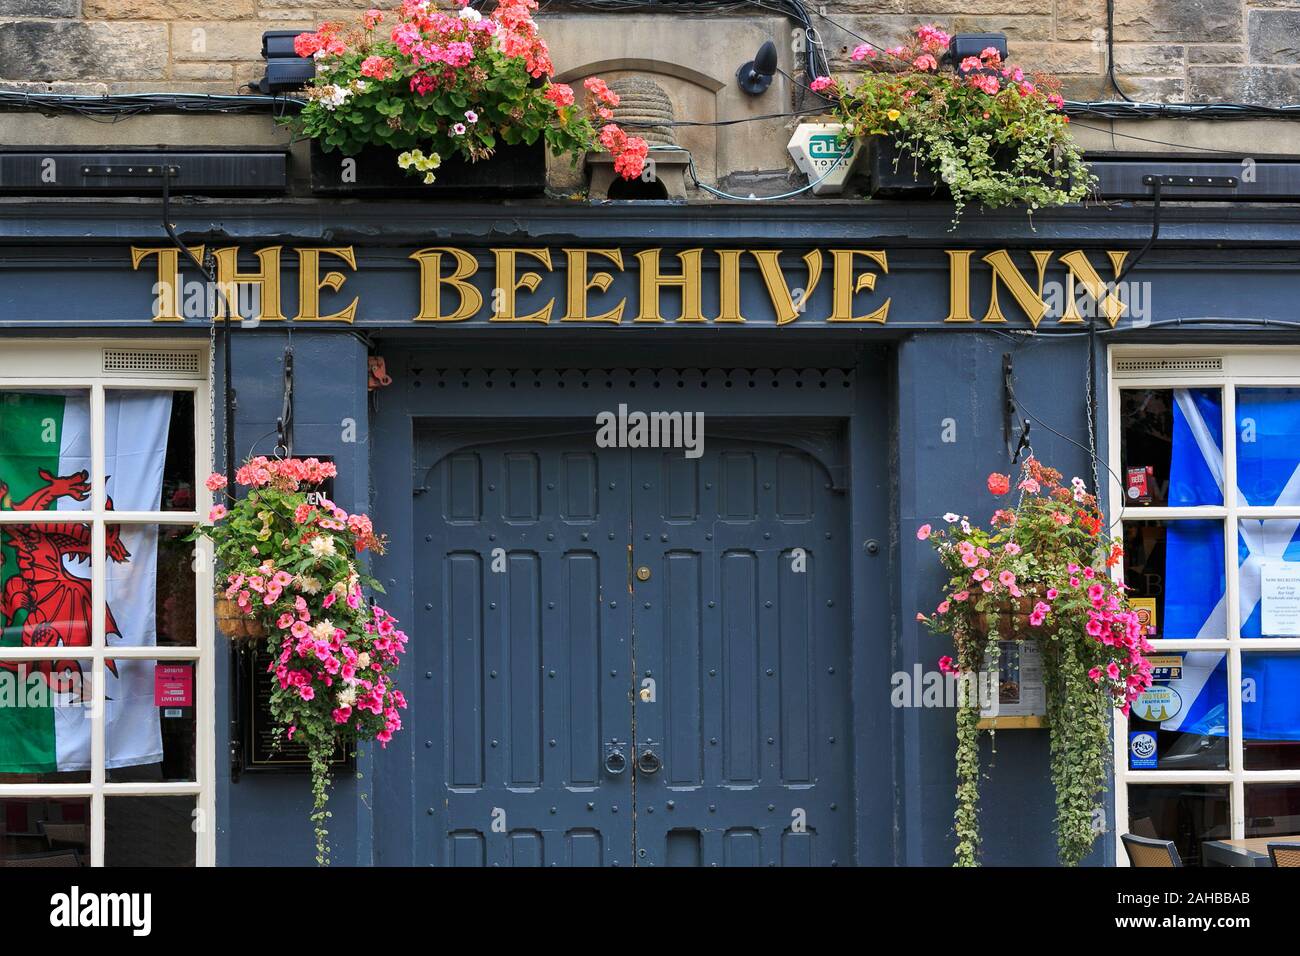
[[1162, 387, 1300, 741], [0, 391, 170, 772]]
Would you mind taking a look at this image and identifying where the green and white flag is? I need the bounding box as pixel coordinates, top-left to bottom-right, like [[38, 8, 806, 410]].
[[0, 390, 172, 774]]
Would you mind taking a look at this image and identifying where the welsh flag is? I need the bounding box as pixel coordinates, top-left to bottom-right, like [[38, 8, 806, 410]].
[[0, 391, 172, 773]]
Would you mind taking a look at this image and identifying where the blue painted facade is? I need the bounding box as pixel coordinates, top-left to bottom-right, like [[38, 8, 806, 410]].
[[4, 199, 1298, 865]]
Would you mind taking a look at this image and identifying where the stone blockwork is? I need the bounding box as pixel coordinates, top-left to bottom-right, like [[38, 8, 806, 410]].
[[0, 2, 1295, 103]]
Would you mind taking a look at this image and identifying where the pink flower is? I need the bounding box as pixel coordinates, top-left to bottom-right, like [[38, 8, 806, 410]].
[[1046, 588, 1059, 599], [208, 504, 227, 522], [1051, 512, 1070, 526], [972, 567, 990, 581], [323, 592, 337, 609], [980, 580, 995, 592], [987, 473, 1010, 495], [850, 44, 876, 61], [1088, 666, 1102, 683], [938, 655, 957, 675], [363, 7, 383, 29], [465, 110, 478, 123], [452, 122, 467, 136], [360, 55, 394, 80], [298, 685, 315, 702], [961, 552, 979, 568], [916, 524, 932, 540], [953, 590, 970, 602], [959, 55, 982, 73], [998, 570, 1016, 587], [936, 601, 951, 614], [1106, 662, 1120, 680], [912, 54, 938, 71], [971, 74, 1000, 95], [1004, 542, 1021, 555], [276, 613, 294, 630], [809, 75, 834, 93], [915, 612, 925, 622], [205, 472, 228, 491], [1033, 602, 1050, 616], [544, 83, 575, 107]]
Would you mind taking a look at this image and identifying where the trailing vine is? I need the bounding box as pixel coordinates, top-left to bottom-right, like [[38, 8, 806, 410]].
[[918, 459, 1154, 865], [815, 24, 1095, 224]]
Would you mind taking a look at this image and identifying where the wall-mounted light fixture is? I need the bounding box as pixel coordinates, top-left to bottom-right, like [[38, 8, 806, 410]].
[[736, 40, 778, 95], [949, 32, 1008, 70], [254, 30, 315, 94]]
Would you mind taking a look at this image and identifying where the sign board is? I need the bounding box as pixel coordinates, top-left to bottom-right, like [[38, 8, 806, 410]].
[[981, 640, 1046, 720], [1129, 730, 1159, 769], [154, 663, 193, 708], [1147, 653, 1183, 682], [1261, 560, 1300, 637]]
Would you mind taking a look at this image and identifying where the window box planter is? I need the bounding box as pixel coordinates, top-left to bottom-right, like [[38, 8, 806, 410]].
[[308, 140, 547, 198], [866, 135, 943, 199]]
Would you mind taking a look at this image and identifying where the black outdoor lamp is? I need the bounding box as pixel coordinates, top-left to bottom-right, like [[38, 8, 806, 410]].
[[737, 40, 778, 95], [254, 30, 316, 94], [949, 32, 1009, 71]]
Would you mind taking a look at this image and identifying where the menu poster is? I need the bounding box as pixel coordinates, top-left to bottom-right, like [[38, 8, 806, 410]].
[[981, 640, 1046, 719], [1261, 560, 1300, 638]]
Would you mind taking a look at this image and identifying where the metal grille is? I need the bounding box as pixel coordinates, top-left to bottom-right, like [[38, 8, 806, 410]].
[[419, 367, 856, 390], [1114, 357, 1223, 375], [102, 349, 203, 377]]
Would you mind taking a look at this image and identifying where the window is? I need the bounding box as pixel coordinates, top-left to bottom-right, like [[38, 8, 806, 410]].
[[0, 341, 212, 867], [1111, 347, 1300, 866]]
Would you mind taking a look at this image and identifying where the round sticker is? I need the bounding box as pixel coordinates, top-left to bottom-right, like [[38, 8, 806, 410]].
[[1133, 685, 1182, 722], [1130, 732, 1157, 761]]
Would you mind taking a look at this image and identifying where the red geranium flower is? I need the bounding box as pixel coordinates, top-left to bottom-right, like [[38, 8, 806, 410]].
[[987, 472, 1010, 496]]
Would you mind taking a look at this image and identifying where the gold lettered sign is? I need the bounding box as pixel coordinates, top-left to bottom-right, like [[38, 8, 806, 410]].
[[130, 245, 1132, 328]]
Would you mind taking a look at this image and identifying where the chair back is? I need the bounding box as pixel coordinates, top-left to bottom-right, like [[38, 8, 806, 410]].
[[1121, 832, 1182, 867], [1268, 842, 1300, 868]]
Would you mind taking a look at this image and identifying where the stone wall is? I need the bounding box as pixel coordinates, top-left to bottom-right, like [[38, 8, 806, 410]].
[[0, 2, 1295, 103]]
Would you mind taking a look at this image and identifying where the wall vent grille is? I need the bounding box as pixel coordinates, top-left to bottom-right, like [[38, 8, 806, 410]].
[[1114, 357, 1223, 375], [103, 349, 203, 377]]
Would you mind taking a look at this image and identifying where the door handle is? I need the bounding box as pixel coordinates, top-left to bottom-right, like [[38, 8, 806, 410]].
[[637, 747, 662, 774], [604, 745, 627, 775]]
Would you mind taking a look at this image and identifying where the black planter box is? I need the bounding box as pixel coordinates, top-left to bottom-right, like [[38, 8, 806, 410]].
[[866, 136, 944, 199], [308, 139, 547, 197]]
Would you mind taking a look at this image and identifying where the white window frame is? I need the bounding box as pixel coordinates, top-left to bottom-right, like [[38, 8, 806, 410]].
[[1109, 343, 1300, 865], [0, 339, 215, 866]]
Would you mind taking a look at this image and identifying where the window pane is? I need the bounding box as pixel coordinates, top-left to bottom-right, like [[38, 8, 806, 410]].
[[1236, 387, 1300, 507], [1120, 387, 1223, 507], [1127, 784, 1230, 867], [1127, 650, 1230, 770], [0, 389, 94, 512], [0, 660, 94, 783], [0, 797, 89, 867], [107, 661, 195, 784], [1242, 651, 1300, 770], [1241, 520, 1300, 638], [1245, 784, 1300, 841], [106, 390, 195, 513], [1123, 520, 1226, 639], [105, 796, 195, 866], [113, 523, 197, 648]]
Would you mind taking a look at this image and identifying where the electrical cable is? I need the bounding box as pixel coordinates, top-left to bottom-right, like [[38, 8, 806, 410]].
[[1105, 0, 1134, 103]]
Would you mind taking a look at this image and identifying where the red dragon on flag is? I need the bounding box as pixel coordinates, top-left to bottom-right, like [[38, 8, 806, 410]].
[[0, 469, 130, 688]]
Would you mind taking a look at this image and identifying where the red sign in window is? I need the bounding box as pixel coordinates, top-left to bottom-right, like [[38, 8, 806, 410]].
[[154, 664, 193, 707]]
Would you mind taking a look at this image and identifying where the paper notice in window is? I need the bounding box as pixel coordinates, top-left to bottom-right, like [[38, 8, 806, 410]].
[[1261, 561, 1300, 637]]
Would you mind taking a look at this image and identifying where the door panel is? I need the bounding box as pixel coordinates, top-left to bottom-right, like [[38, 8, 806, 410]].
[[418, 432, 634, 866], [630, 440, 853, 866], [417, 424, 853, 866]]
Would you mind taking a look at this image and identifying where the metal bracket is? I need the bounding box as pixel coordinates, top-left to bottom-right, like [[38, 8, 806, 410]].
[[1141, 174, 1238, 188], [82, 163, 179, 178]]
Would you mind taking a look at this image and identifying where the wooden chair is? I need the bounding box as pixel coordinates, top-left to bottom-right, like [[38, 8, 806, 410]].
[[1267, 842, 1300, 868], [1121, 832, 1183, 867]]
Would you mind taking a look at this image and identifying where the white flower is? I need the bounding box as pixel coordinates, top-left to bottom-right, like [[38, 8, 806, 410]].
[[294, 575, 322, 595], [943, 512, 959, 523], [333, 580, 349, 598], [960, 520, 972, 534], [356, 652, 371, 669], [319, 84, 352, 111], [311, 619, 335, 641], [309, 535, 337, 558], [337, 687, 357, 707], [458, 6, 482, 21]]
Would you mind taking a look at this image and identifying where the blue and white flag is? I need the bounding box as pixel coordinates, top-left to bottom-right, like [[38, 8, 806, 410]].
[[1161, 387, 1300, 741]]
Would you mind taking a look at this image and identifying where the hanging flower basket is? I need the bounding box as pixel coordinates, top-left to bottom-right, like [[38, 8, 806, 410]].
[[215, 597, 266, 641], [190, 457, 409, 865], [917, 459, 1154, 867]]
